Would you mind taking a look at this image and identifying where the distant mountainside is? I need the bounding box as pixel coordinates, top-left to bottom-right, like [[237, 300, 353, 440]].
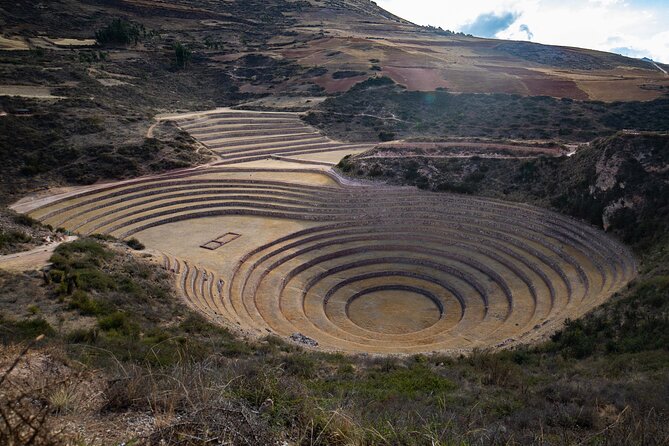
[[1, 0, 667, 101]]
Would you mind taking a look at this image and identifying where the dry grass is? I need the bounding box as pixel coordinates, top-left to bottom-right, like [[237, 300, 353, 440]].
[[0, 336, 65, 446]]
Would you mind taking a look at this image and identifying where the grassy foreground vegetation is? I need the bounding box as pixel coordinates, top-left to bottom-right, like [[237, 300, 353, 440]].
[[1, 236, 668, 444]]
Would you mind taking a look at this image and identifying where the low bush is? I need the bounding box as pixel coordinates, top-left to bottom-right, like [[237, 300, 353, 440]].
[[95, 18, 144, 46], [0, 230, 31, 249], [125, 237, 145, 250], [332, 70, 366, 79], [0, 315, 55, 342], [174, 42, 192, 69]]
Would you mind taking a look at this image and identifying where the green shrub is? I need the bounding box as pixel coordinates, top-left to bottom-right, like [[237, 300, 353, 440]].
[[68, 290, 108, 316], [98, 312, 137, 337], [551, 319, 597, 358], [90, 233, 116, 242], [332, 70, 366, 79], [53, 239, 113, 264], [66, 328, 98, 344], [283, 354, 317, 379], [95, 18, 144, 46], [27, 305, 40, 315], [125, 238, 145, 250], [174, 42, 192, 69], [378, 130, 395, 142], [0, 316, 55, 342], [12, 214, 39, 227], [336, 155, 354, 173], [314, 364, 455, 401], [0, 230, 31, 248], [75, 269, 116, 292]]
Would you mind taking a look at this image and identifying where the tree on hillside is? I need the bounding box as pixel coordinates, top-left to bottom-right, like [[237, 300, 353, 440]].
[[95, 18, 144, 46], [174, 42, 192, 69]]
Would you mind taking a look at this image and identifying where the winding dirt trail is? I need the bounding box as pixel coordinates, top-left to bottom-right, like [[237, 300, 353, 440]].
[[0, 236, 77, 272]]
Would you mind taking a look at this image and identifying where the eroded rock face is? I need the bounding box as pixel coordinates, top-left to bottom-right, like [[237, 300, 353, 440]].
[[602, 197, 634, 230], [591, 133, 668, 233], [595, 152, 623, 192]]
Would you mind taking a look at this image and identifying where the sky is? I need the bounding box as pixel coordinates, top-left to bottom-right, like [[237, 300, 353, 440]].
[[375, 0, 669, 63]]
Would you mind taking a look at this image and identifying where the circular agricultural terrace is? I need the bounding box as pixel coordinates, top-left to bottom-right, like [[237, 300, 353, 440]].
[[15, 110, 637, 354]]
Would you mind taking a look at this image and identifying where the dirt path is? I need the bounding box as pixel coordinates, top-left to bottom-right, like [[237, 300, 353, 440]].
[[146, 121, 158, 138], [0, 236, 77, 272], [360, 154, 540, 160], [377, 141, 566, 156]]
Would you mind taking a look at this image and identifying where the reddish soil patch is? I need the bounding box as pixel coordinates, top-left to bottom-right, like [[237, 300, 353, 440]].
[[239, 83, 272, 94], [382, 66, 449, 91], [311, 74, 368, 93], [280, 37, 365, 64], [444, 69, 526, 95], [523, 78, 588, 100]]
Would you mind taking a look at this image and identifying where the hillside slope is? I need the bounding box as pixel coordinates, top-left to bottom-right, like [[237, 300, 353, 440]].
[[1, 0, 667, 101]]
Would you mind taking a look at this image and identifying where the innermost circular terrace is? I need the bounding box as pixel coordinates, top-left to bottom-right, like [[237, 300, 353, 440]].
[[346, 287, 443, 334]]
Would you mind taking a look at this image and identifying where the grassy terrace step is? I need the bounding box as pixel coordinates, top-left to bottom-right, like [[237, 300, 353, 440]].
[[211, 144, 368, 164], [207, 136, 332, 153], [82, 195, 625, 287], [187, 122, 310, 133], [177, 109, 362, 164], [179, 116, 303, 129], [27, 168, 355, 216], [179, 120, 304, 133], [199, 131, 323, 146], [166, 253, 237, 323], [222, 216, 626, 351], [38, 186, 334, 228], [180, 111, 301, 122], [179, 111, 301, 122], [228, 224, 576, 306], [270, 155, 336, 167], [193, 127, 320, 140], [66, 183, 619, 279]]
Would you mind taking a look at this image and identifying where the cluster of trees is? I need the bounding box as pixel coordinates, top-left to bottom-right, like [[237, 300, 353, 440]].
[[95, 18, 144, 46], [173, 42, 192, 69], [95, 18, 192, 69]]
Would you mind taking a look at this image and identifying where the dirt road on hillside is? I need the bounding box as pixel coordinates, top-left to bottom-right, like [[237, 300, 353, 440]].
[[0, 236, 77, 272]]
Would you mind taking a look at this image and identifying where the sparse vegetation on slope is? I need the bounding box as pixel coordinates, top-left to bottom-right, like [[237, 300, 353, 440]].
[[306, 78, 669, 142], [0, 211, 57, 255], [0, 103, 210, 203], [95, 18, 145, 46]]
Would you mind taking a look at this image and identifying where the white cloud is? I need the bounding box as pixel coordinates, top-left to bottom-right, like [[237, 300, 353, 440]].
[[375, 0, 669, 63]]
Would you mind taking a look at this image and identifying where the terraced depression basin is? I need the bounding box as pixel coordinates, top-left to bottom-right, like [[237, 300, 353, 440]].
[[13, 110, 638, 354]]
